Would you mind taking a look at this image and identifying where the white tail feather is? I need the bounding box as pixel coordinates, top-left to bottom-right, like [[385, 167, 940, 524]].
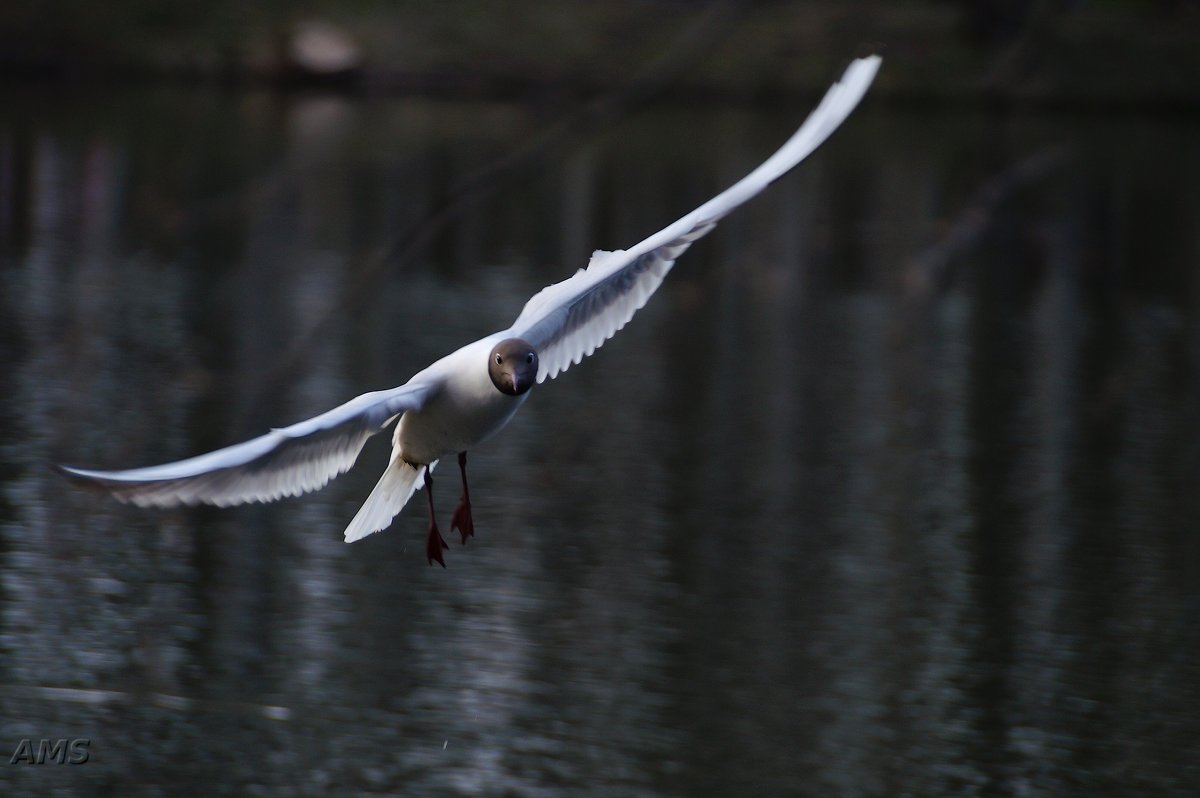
[[343, 459, 438, 542]]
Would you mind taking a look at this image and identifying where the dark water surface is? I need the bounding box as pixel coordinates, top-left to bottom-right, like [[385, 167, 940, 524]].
[[1, 86, 1198, 796]]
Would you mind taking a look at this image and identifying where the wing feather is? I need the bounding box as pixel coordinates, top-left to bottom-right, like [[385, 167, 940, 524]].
[[59, 381, 435, 508], [507, 55, 880, 382]]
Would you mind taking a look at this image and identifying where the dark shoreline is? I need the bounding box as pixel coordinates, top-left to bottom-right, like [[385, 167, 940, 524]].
[[1, 1, 1196, 111]]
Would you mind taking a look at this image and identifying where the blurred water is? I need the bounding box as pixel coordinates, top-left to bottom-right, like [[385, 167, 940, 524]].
[[1, 85, 1198, 797]]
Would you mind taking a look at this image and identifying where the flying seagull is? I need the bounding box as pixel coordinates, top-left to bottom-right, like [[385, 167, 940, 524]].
[[60, 55, 881, 565]]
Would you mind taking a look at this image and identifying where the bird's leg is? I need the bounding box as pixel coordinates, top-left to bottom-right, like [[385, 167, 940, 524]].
[[450, 451, 475, 545], [424, 465, 448, 567]]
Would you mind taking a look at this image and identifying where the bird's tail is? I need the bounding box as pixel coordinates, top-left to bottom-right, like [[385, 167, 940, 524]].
[[343, 458, 437, 543]]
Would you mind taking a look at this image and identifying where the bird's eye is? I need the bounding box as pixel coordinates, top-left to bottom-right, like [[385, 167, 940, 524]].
[[525, 353, 534, 364], [495, 353, 502, 365]]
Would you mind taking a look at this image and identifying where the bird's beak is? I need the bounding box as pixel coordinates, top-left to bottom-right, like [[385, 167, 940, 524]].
[[511, 373, 521, 394]]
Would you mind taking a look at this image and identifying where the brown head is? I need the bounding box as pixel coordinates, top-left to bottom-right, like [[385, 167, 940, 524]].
[[488, 338, 538, 396]]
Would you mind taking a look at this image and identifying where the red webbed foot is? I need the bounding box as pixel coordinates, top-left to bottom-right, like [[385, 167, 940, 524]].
[[426, 522, 449, 567], [422, 464, 448, 567], [451, 451, 475, 545], [451, 498, 474, 545]]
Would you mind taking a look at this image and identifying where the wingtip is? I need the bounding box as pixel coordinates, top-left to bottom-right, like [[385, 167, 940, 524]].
[[55, 462, 97, 482], [843, 54, 883, 88], [54, 462, 129, 498]]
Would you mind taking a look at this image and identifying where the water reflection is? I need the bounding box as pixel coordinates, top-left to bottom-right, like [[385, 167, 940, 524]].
[[1, 88, 1198, 796]]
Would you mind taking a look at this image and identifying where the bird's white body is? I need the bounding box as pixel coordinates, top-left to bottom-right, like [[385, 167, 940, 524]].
[[60, 55, 882, 547], [395, 336, 529, 465]]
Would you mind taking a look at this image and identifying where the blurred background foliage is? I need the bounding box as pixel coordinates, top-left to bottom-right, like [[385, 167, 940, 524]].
[[1, 1, 1197, 105]]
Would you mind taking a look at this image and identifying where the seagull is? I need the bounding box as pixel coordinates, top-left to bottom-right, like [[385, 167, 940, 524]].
[[60, 55, 881, 565]]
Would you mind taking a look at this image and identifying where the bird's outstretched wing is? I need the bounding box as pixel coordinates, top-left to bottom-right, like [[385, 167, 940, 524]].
[[59, 381, 435, 508], [506, 55, 881, 382]]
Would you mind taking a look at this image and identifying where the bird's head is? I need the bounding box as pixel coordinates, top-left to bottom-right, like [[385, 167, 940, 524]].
[[488, 338, 538, 396]]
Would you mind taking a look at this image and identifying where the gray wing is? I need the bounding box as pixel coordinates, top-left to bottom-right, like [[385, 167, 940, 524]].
[[59, 381, 435, 508], [506, 55, 880, 382]]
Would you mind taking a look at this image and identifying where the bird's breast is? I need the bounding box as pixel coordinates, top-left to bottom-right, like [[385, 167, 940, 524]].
[[393, 346, 529, 464]]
